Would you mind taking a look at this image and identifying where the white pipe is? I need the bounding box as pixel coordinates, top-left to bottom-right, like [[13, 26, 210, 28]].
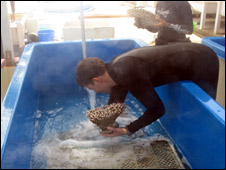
[[80, 1, 87, 59], [214, 1, 222, 34], [80, 2, 96, 109], [1, 1, 15, 65]]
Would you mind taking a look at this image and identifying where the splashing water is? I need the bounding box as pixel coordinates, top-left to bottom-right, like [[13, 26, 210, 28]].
[[29, 89, 185, 169], [86, 88, 96, 110], [30, 107, 151, 169]]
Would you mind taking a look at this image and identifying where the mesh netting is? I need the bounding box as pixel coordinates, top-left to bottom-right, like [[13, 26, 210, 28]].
[[56, 139, 185, 169]]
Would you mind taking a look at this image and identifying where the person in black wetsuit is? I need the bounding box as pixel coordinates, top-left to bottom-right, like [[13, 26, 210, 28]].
[[146, 1, 193, 45], [76, 43, 219, 137]]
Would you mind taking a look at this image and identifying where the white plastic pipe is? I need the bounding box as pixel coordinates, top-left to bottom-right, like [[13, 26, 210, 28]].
[[80, 2, 96, 108], [80, 1, 87, 59], [1, 1, 15, 64]]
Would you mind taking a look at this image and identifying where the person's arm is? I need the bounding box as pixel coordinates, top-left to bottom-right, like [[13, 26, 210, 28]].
[[102, 57, 166, 136], [126, 78, 165, 134], [99, 85, 129, 137], [10, 1, 15, 22], [154, 2, 193, 34], [101, 76, 165, 137], [154, 17, 193, 34], [108, 86, 128, 104]]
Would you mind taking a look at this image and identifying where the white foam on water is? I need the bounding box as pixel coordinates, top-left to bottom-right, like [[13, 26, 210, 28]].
[[30, 108, 156, 169], [30, 96, 186, 169]]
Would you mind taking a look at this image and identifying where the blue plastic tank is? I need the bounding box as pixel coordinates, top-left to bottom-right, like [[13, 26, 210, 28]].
[[38, 30, 55, 42]]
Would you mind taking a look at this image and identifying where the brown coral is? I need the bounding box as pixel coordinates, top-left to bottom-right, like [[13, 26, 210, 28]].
[[127, 7, 160, 30], [86, 103, 125, 133]]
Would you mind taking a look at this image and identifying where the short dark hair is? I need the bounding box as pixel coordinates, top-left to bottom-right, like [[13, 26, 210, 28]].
[[76, 57, 106, 86]]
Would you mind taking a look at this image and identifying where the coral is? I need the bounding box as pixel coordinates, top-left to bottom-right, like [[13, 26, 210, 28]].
[[127, 7, 159, 31], [86, 103, 125, 133]]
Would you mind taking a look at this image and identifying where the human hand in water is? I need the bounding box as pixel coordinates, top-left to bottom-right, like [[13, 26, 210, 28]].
[[100, 127, 127, 137]]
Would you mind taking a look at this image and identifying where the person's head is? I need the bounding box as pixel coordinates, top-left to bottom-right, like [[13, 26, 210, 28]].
[[76, 57, 115, 93]]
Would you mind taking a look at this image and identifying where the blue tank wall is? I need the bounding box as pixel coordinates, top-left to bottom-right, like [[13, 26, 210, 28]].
[[1, 39, 225, 169], [157, 81, 225, 169], [1, 39, 148, 169], [202, 36, 225, 60]]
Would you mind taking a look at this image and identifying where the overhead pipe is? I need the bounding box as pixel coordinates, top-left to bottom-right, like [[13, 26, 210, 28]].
[[80, 1, 87, 59]]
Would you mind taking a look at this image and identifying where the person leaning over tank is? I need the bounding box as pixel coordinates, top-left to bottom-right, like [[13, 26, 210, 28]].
[[135, 1, 193, 45], [76, 43, 219, 137]]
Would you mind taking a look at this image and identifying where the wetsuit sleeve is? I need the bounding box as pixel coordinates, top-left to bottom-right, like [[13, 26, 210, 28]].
[[108, 86, 128, 104], [108, 57, 166, 134], [126, 78, 165, 134]]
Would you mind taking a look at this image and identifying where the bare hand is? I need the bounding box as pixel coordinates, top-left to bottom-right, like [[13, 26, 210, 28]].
[[153, 16, 168, 28], [100, 127, 127, 137]]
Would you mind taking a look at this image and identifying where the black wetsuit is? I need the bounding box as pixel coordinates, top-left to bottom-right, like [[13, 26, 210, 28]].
[[151, 1, 193, 45], [106, 43, 219, 134]]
